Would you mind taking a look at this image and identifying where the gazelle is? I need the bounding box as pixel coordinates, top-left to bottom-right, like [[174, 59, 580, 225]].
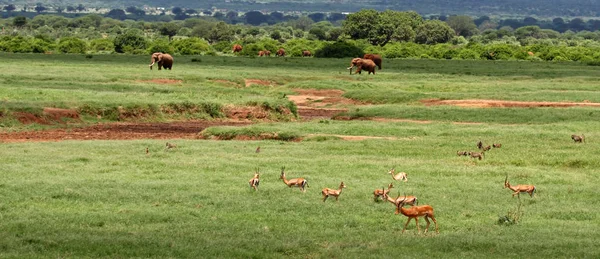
[[165, 142, 177, 150], [393, 195, 439, 234], [279, 167, 308, 192], [382, 188, 418, 207], [387, 168, 408, 182], [373, 183, 394, 202], [504, 176, 536, 197], [322, 181, 347, 202], [248, 169, 260, 191]]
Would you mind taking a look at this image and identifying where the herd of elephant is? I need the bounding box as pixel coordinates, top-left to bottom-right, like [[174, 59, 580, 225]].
[[149, 45, 382, 75]]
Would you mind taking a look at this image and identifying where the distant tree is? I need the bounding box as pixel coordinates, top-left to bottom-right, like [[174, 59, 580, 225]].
[[208, 22, 234, 43], [343, 9, 422, 46], [76, 4, 86, 12], [186, 9, 198, 15], [202, 10, 211, 16], [415, 20, 455, 44], [58, 37, 87, 54], [126, 6, 137, 14], [172, 7, 183, 15], [13, 16, 27, 28], [446, 15, 477, 37], [34, 4, 47, 13], [56, 6, 64, 13], [159, 22, 180, 41], [4, 4, 16, 12], [213, 12, 224, 19], [568, 18, 586, 31], [514, 26, 542, 39], [244, 11, 267, 26], [523, 17, 537, 26], [309, 27, 326, 40], [226, 11, 238, 20], [308, 13, 326, 22], [291, 16, 314, 31], [270, 12, 284, 21], [327, 13, 346, 22], [66, 6, 75, 12], [270, 30, 282, 41], [478, 21, 498, 31], [106, 9, 127, 20], [126, 6, 145, 16], [474, 16, 490, 26], [327, 27, 343, 41]]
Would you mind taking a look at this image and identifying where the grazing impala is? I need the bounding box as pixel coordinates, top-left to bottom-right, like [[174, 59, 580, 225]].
[[387, 168, 408, 182], [385, 192, 438, 234], [373, 183, 394, 202], [504, 176, 536, 197], [279, 167, 308, 192], [322, 181, 347, 202], [248, 169, 260, 191], [382, 188, 418, 207]]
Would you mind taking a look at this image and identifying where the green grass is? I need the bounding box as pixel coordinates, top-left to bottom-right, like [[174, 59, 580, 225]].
[[0, 53, 599, 258]]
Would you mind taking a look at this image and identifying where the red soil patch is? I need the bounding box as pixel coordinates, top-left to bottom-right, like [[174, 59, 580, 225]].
[[0, 121, 251, 143], [138, 79, 183, 84], [245, 79, 274, 87], [210, 79, 240, 87], [224, 106, 271, 120], [14, 108, 80, 125], [287, 89, 366, 120], [422, 99, 600, 108]]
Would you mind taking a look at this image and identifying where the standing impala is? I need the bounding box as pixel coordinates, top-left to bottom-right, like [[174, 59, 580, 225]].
[[322, 181, 347, 202], [248, 169, 260, 191], [385, 192, 438, 234], [504, 176, 536, 197], [387, 168, 408, 182], [279, 167, 308, 192], [373, 183, 394, 202], [382, 188, 418, 207]]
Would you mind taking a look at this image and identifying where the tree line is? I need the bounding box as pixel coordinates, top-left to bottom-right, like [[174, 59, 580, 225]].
[[2, 9, 600, 63]]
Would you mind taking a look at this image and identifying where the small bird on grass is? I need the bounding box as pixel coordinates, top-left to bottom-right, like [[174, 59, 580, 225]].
[[255, 146, 261, 153]]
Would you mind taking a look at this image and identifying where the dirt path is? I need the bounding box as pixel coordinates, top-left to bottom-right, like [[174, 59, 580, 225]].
[[288, 89, 364, 120], [422, 99, 600, 108]]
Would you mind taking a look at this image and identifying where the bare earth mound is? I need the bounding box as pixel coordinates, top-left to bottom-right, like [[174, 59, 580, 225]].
[[245, 79, 275, 87], [288, 89, 365, 120], [422, 99, 600, 108], [0, 121, 250, 142]]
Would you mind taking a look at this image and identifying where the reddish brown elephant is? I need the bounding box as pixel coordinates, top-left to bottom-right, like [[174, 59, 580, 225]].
[[264, 50, 271, 56], [363, 53, 382, 70], [232, 44, 243, 53], [149, 52, 173, 70], [347, 58, 376, 75], [302, 50, 312, 57], [258, 50, 265, 56], [276, 48, 286, 57]]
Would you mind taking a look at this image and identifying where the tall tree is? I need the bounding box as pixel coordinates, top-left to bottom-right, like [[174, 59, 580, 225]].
[[446, 15, 477, 37], [244, 11, 267, 26], [415, 20, 455, 44], [4, 4, 16, 13], [159, 22, 180, 41]]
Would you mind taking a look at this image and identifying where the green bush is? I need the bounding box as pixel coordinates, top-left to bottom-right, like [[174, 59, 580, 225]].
[[0, 36, 32, 53], [171, 37, 210, 55], [314, 41, 364, 58], [456, 48, 480, 60], [90, 38, 114, 52], [30, 38, 55, 53], [113, 29, 147, 54], [58, 37, 87, 54], [147, 38, 174, 55], [383, 42, 425, 59], [481, 43, 517, 60]]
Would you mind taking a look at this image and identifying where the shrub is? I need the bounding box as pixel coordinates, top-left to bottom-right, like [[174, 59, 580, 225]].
[[147, 38, 174, 55], [58, 37, 87, 54], [456, 48, 480, 60], [30, 38, 55, 53], [113, 29, 147, 53], [314, 41, 364, 58], [481, 43, 517, 60], [384, 42, 425, 59], [90, 38, 114, 52], [0, 36, 33, 53], [171, 37, 211, 55]]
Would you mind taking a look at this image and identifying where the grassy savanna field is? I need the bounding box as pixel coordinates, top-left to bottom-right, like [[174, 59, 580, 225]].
[[0, 53, 599, 258]]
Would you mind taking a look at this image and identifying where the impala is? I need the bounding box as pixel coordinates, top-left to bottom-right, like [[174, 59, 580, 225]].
[[382, 188, 418, 207], [279, 167, 308, 192], [387, 168, 408, 182], [373, 183, 394, 202], [504, 176, 536, 197], [322, 181, 347, 202], [248, 169, 260, 191], [385, 192, 438, 234]]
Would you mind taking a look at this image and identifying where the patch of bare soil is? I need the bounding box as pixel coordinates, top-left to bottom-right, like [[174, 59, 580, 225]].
[[245, 79, 275, 87], [224, 106, 271, 120], [210, 79, 240, 87], [138, 79, 183, 84], [0, 121, 251, 143], [288, 89, 366, 120], [422, 99, 600, 108], [13, 108, 80, 125]]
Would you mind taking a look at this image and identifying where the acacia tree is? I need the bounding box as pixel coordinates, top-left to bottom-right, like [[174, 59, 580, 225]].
[[446, 15, 478, 37], [159, 22, 180, 41]]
